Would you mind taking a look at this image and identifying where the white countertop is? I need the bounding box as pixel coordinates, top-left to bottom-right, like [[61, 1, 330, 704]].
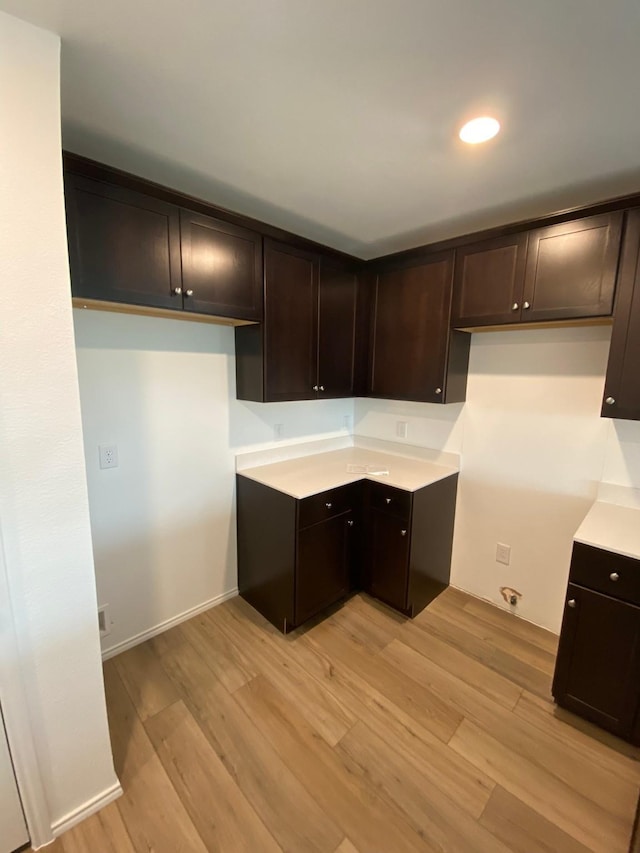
[[574, 501, 640, 561], [237, 446, 458, 499]]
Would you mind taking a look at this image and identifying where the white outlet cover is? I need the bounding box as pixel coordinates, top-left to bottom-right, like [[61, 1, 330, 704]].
[[99, 444, 118, 469], [274, 424, 284, 440], [496, 542, 511, 566], [396, 421, 408, 439]]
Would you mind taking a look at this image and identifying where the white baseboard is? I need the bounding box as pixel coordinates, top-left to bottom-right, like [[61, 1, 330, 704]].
[[101, 588, 239, 661], [49, 780, 123, 840]]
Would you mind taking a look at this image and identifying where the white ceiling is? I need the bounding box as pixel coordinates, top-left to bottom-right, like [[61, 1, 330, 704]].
[[3, 0, 640, 257]]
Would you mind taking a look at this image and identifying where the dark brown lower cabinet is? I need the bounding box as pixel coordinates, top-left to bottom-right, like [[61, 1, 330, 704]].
[[237, 470, 458, 632], [552, 544, 640, 744], [297, 512, 352, 626]]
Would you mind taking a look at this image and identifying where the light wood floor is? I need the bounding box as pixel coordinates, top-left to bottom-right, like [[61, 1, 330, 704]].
[[47, 588, 640, 853]]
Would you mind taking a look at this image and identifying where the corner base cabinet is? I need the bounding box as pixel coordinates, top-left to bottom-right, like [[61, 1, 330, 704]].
[[552, 542, 640, 744], [236, 472, 458, 632]]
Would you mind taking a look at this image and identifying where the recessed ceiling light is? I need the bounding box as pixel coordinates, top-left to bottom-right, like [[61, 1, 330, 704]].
[[459, 116, 501, 144]]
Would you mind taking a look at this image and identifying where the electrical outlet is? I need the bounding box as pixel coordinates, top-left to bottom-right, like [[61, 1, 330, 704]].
[[343, 414, 351, 431], [496, 542, 511, 566], [99, 444, 118, 469], [274, 423, 284, 440], [396, 421, 408, 439], [97, 604, 111, 637]]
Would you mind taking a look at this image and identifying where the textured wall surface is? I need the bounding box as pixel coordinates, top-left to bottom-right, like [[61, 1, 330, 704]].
[[0, 10, 118, 832]]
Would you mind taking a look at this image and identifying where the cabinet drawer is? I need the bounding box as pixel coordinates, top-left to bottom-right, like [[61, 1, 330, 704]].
[[298, 484, 357, 529], [368, 481, 412, 520], [570, 542, 640, 606]]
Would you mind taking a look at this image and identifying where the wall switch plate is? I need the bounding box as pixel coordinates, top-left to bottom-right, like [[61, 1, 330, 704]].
[[396, 421, 408, 439], [496, 542, 511, 566], [274, 423, 284, 440], [97, 604, 111, 637], [99, 444, 118, 469]]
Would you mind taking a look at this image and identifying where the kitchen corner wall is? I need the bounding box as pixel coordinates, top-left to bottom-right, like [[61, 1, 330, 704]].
[[356, 325, 640, 634], [73, 309, 353, 655]]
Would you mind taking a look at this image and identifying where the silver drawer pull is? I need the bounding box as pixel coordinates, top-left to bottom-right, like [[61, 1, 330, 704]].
[[325, 502, 332, 509], [610, 572, 620, 582], [401, 529, 407, 537], [567, 599, 576, 608], [385, 498, 392, 504], [347, 520, 354, 527]]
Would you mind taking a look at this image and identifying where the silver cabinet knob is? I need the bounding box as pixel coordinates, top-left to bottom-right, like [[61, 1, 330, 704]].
[[347, 520, 354, 527], [401, 529, 407, 537], [325, 502, 332, 509], [385, 498, 392, 504], [435, 387, 442, 394], [319, 385, 325, 391], [523, 301, 531, 309], [185, 289, 193, 297], [610, 572, 620, 581], [567, 599, 576, 608], [605, 397, 615, 405], [312, 385, 319, 391], [172, 287, 182, 295], [512, 302, 519, 310]]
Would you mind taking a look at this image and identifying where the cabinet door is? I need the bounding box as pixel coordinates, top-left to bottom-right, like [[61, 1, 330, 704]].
[[552, 583, 640, 741], [180, 210, 263, 320], [296, 513, 352, 626], [367, 508, 410, 612], [317, 259, 357, 398], [264, 240, 318, 402], [452, 233, 528, 327], [522, 212, 623, 322], [369, 252, 456, 402], [602, 209, 640, 420], [65, 173, 182, 310]]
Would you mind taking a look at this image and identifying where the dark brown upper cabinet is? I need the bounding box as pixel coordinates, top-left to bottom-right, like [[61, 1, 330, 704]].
[[522, 212, 622, 322], [179, 210, 262, 320], [602, 209, 640, 420], [317, 258, 358, 399], [452, 233, 528, 328], [64, 168, 264, 322], [65, 173, 183, 310], [451, 213, 622, 328], [235, 240, 358, 402], [368, 252, 470, 403]]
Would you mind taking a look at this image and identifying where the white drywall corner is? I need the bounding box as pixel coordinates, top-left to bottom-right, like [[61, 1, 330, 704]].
[[0, 9, 119, 841]]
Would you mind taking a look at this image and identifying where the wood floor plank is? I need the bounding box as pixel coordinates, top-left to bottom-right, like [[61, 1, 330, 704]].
[[157, 638, 342, 852], [514, 690, 640, 771], [412, 606, 554, 697], [479, 785, 592, 853], [424, 594, 556, 674], [146, 623, 188, 657], [145, 699, 282, 852], [450, 718, 631, 853], [102, 660, 208, 853], [235, 674, 436, 853], [293, 633, 496, 819], [338, 720, 513, 853], [382, 638, 637, 823], [113, 642, 180, 721], [181, 610, 259, 692], [57, 803, 135, 853], [306, 619, 463, 743], [211, 597, 357, 746], [52, 593, 638, 853], [460, 593, 559, 655], [399, 620, 523, 710]]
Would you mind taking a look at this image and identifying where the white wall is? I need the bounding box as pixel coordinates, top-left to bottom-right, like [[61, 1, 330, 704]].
[[0, 10, 118, 842], [73, 309, 353, 654], [356, 325, 615, 633]]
